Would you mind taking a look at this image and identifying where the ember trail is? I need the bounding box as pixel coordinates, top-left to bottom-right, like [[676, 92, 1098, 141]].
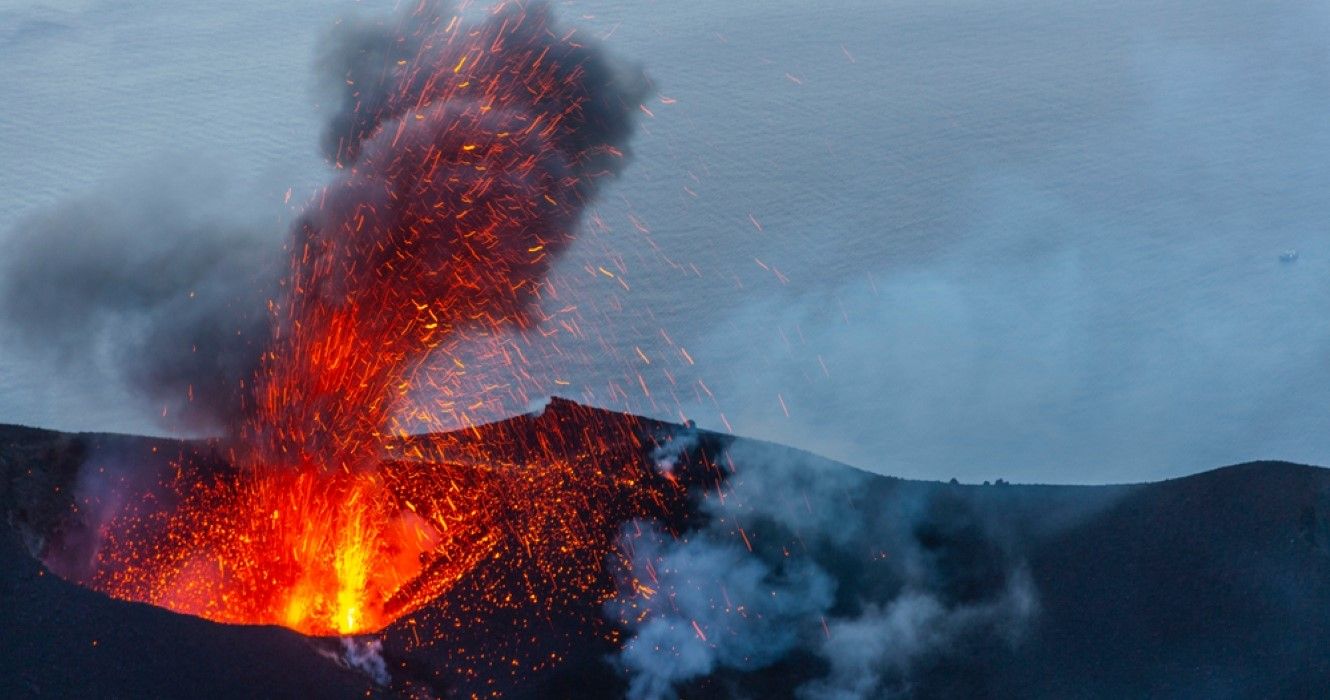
[[63, 2, 651, 637]]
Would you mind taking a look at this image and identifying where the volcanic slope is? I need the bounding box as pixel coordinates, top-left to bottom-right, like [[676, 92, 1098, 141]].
[[2, 400, 1330, 698]]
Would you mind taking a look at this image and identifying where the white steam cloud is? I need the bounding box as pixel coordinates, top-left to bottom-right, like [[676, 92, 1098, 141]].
[[609, 526, 833, 700], [317, 636, 390, 687], [608, 439, 1038, 698]]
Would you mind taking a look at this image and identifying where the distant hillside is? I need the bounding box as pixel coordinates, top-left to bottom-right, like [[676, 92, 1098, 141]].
[[2, 400, 1329, 698]]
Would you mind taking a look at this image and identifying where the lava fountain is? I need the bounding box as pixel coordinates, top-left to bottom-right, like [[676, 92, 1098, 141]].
[[68, 1, 653, 637]]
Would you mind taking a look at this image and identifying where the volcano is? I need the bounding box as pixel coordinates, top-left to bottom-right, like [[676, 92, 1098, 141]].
[[0, 1, 661, 643], [4, 398, 1330, 699]]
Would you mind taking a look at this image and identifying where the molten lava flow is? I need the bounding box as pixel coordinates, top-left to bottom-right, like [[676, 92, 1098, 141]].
[[75, 2, 654, 637], [96, 466, 447, 635]]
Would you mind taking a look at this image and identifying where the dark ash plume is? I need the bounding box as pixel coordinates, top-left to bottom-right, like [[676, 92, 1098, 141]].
[[0, 0, 648, 439], [317, 2, 648, 176], [250, 1, 652, 460], [0, 171, 279, 433]]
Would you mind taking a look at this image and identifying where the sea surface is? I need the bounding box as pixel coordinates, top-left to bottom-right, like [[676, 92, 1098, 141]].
[[2, 0, 1328, 483]]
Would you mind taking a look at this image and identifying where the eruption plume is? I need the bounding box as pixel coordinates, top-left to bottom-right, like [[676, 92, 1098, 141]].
[[10, 0, 651, 638], [249, 0, 648, 467]]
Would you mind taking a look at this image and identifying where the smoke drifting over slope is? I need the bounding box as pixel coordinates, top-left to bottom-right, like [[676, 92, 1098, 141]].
[[609, 441, 1038, 699]]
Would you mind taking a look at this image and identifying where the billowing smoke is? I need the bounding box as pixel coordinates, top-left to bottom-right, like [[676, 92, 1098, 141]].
[[249, 1, 650, 464], [0, 0, 648, 448], [317, 636, 391, 687], [4, 1, 651, 638], [316, 3, 642, 176], [608, 440, 1039, 699], [0, 169, 279, 433], [650, 425, 701, 476], [803, 575, 1035, 700], [608, 525, 834, 700]]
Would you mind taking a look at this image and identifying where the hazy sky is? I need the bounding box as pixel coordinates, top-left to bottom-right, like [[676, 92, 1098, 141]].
[[2, 0, 1329, 483]]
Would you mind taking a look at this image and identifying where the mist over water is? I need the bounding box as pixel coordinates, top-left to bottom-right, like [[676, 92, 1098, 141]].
[[3, 0, 1329, 483]]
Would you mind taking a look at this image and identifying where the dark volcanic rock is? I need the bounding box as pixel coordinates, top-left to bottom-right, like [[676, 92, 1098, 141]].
[[0, 526, 373, 699], [1001, 461, 1330, 699], [0, 425, 374, 699], [3, 401, 1330, 698]]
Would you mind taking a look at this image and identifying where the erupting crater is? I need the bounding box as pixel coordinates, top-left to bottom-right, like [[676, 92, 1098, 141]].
[[42, 1, 661, 639]]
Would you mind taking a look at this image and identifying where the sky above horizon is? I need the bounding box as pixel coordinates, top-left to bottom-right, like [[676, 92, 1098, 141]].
[[2, 0, 1329, 484]]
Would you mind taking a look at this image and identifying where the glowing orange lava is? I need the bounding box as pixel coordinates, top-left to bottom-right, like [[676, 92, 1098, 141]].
[[77, 2, 658, 638], [96, 466, 444, 635]]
